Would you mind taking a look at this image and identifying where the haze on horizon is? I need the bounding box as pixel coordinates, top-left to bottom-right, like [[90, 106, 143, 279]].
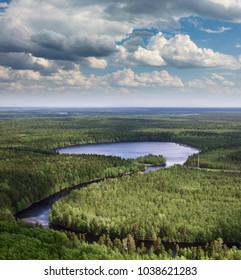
[[1, 0, 241, 107]]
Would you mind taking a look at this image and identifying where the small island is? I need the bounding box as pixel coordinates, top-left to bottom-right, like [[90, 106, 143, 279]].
[[135, 154, 166, 167]]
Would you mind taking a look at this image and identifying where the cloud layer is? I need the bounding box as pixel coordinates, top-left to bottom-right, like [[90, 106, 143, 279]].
[[0, 0, 241, 101]]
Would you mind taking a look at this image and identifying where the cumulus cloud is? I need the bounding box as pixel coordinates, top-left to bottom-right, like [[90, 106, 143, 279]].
[[86, 57, 108, 69], [109, 68, 183, 88], [0, 66, 110, 92], [0, 66, 184, 92], [132, 47, 166, 66], [0, 66, 10, 80], [149, 33, 240, 69], [0, 52, 56, 73], [17, 70, 41, 81], [111, 68, 139, 87], [0, 67, 44, 92], [136, 70, 184, 87], [120, 32, 241, 70]]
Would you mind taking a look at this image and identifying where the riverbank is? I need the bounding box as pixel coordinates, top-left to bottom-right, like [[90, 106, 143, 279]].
[[15, 169, 141, 226]]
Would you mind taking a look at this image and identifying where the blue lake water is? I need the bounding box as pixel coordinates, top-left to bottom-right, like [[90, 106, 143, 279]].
[[57, 142, 199, 167]]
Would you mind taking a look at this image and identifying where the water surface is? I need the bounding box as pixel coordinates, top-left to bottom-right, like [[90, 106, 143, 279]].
[[57, 142, 198, 167]]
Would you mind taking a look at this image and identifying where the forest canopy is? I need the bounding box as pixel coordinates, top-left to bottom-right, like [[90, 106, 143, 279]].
[[49, 166, 241, 243], [1, 108, 241, 259]]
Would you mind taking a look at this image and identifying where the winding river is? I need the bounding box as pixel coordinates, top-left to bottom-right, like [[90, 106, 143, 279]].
[[16, 142, 199, 227]]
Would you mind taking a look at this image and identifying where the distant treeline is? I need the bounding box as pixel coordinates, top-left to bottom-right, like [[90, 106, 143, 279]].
[[2, 113, 241, 153]]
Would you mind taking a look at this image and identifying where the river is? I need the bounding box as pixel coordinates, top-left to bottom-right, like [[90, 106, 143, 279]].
[[16, 142, 199, 227]]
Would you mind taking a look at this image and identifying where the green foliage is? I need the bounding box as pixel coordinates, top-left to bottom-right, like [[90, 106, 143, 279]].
[[0, 221, 123, 260], [135, 154, 166, 166], [1, 109, 241, 259], [1, 221, 240, 260], [2, 111, 241, 153], [186, 148, 241, 170], [50, 166, 241, 243], [0, 149, 141, 213]]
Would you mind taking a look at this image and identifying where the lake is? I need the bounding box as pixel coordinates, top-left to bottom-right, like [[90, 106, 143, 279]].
[[57, 142, 199, 167], [17, 142, 199, 227]]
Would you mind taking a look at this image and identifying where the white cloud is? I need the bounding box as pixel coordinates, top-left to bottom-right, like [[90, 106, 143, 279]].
[[211, 73, 225, 80], [150, 33, 241, 70], [0, 66, 10, 80], [120, 32, 241, 70], [235, 43, 241, 48], [188, 73, 236, 89], [200, 26, 232, 33], [86, 57, 108, 69], [187, 79, 217, 88], [1, 65, 183, 92], [1, 68, 40, 88], [211, 73, 235, 87], [17, 70, 41, 81], [111, 68, 139, 87], [31, 55, 52, 69], [109, 68, 183, 88], [223, 80, 235, 86], [132, 47, 166, 66], [136, 70, 184, 87], [0, 68, 44, 91], [205, 79, 217, 86]]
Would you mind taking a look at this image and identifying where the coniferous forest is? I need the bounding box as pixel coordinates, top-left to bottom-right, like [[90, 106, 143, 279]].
[[1, 108, 241, 260]]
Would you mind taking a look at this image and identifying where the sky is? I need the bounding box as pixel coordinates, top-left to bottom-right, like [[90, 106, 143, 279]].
[[1, 0, 241, 107]]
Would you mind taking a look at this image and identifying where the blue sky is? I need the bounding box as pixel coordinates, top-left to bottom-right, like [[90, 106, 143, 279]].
[[1, 0, 241, 107]]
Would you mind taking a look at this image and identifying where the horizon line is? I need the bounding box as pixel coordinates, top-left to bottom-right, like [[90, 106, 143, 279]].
[[1, 106, 241, 110]]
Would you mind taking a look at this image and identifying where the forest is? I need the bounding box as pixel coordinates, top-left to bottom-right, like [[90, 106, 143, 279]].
[[1, 108, 241, 259], [49, 166, 241, 243]]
